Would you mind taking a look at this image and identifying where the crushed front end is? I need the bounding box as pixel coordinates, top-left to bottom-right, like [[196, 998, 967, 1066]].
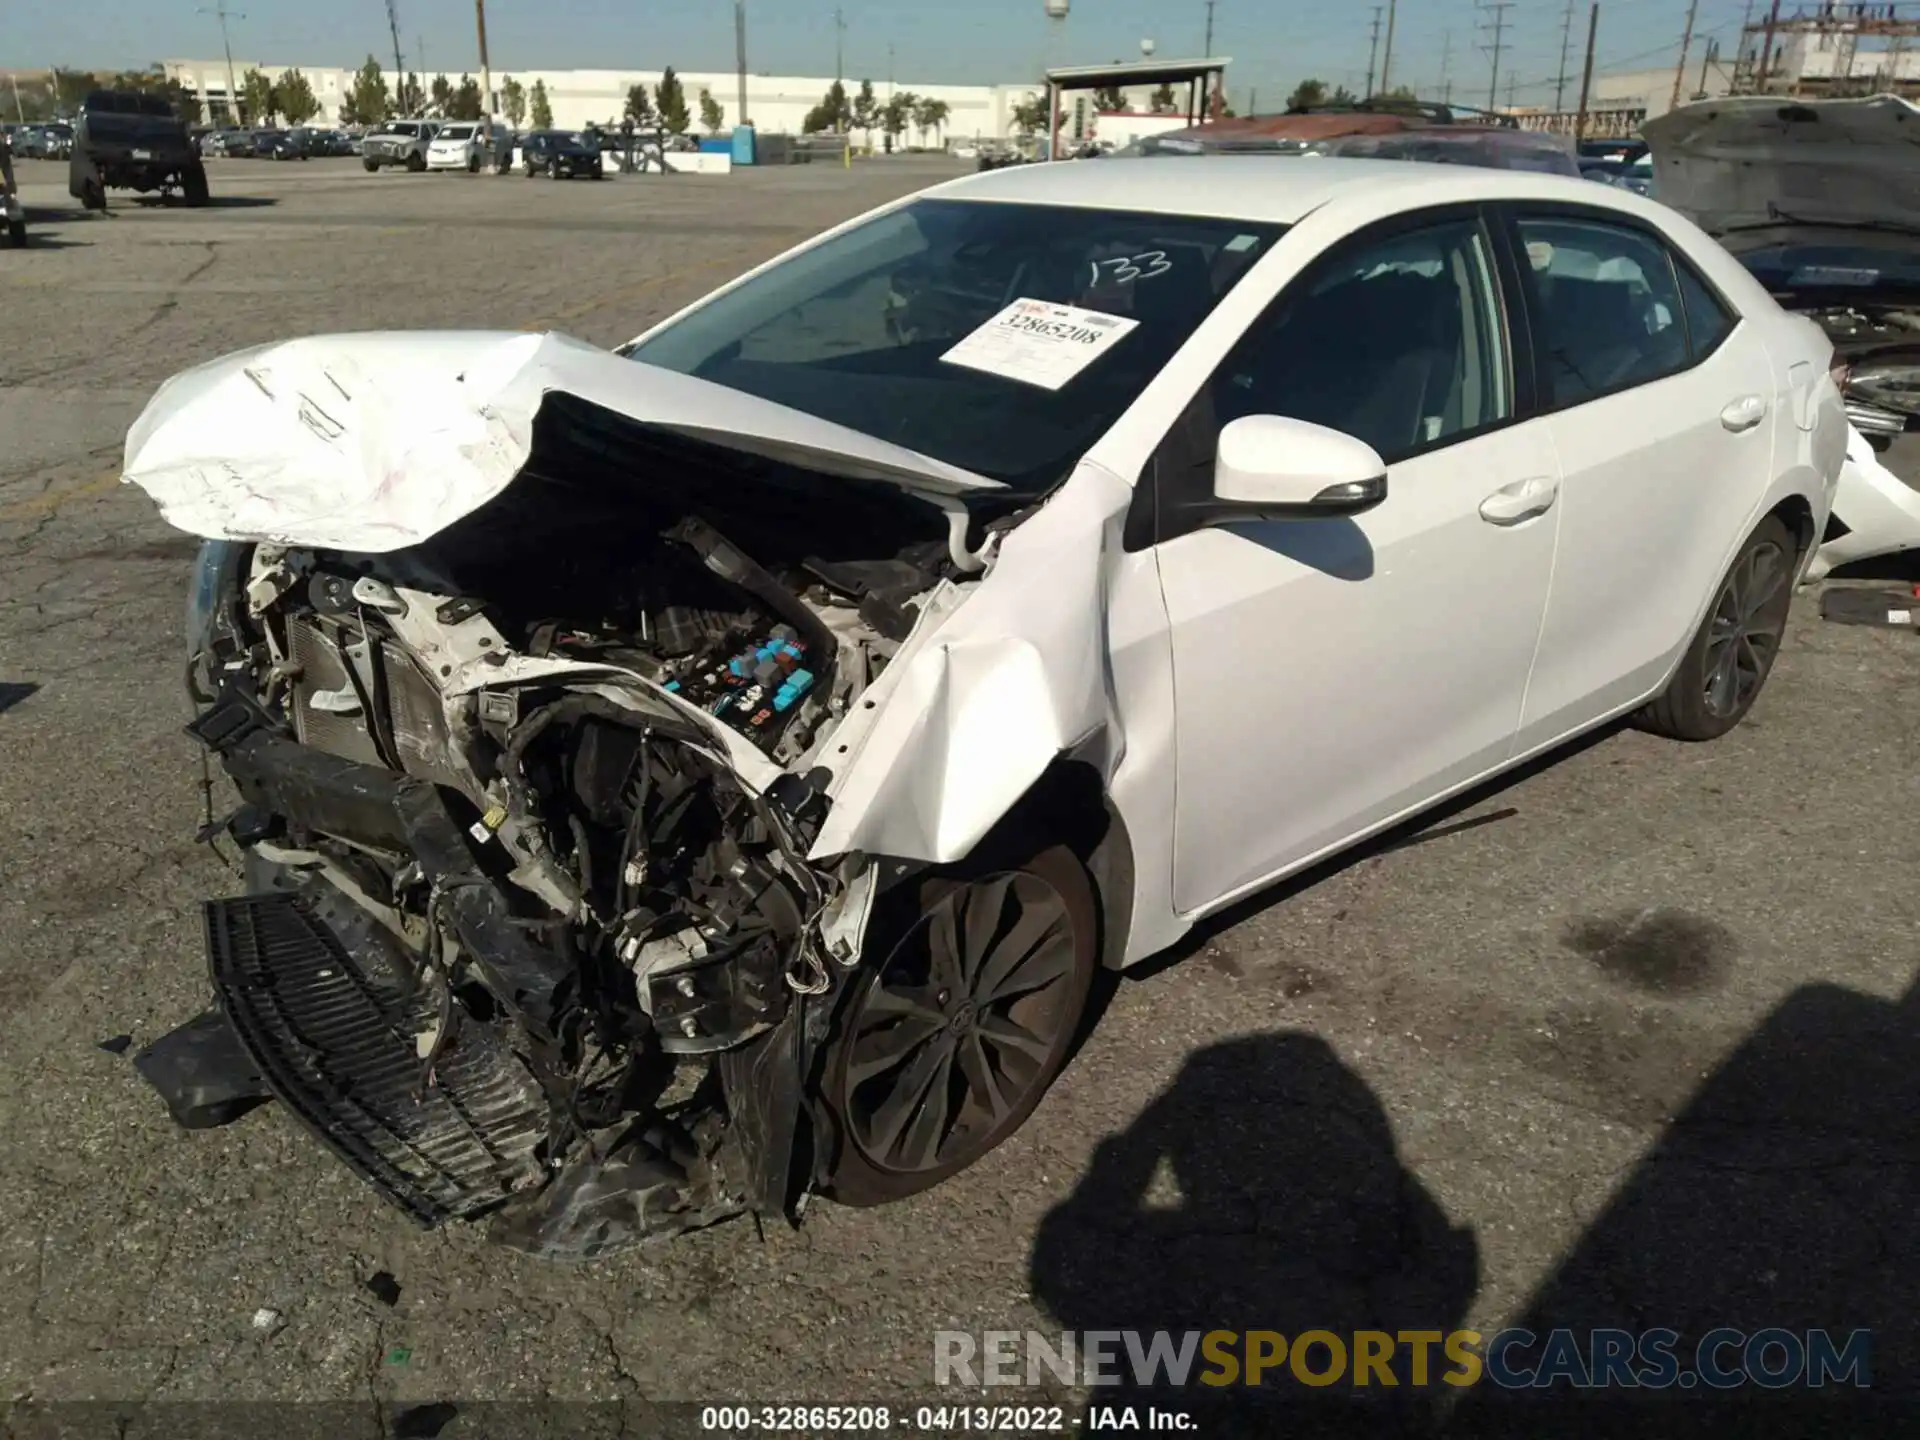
[[151, 390, 976, 1257]]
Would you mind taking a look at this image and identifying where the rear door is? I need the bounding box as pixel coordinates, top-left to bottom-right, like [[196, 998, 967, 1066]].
[[1502, 205, 1781, 749]]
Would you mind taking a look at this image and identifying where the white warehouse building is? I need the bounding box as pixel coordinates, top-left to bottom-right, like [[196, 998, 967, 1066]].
[[161, 59, 1069, 142]]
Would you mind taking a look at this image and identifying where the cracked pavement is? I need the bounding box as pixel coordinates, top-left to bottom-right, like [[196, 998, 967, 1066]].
[[2, 154, 1918, 1431]]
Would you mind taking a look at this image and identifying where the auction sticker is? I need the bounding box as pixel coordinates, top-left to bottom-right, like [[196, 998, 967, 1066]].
[[941, 298, 1139, 391]]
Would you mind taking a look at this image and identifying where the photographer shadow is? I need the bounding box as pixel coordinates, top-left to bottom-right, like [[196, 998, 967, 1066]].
[[1457, 975, 1920, 1438], [1028, 1032, 1479, 1438]]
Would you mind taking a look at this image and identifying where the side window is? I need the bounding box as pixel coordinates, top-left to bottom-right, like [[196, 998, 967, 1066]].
[[1516, 215, 1688, 407], [1675, 261, 1737, 360], [1211, 218, 1511, 464]]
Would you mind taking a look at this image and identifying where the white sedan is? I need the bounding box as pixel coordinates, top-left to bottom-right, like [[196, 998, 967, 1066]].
[[123, 158, 1845, 1255], [424, 122, 485, 172]]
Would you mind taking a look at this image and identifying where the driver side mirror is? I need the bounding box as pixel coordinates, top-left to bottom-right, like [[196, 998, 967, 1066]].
[[1204, 414, 1389, 524]]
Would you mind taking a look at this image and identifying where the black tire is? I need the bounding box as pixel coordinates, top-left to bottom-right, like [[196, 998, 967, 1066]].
[[818, 843, 1098, 1207], [1636, 514, 1797, 741], [406, 152, 426, 172], [524, 160, 537, 177], [549, 162, 563, 179], [468, 154, 480, 174], [79, 175, 105, 211], [7, 219, 24, 247], [363, 157, 378, 172], [182, 166, 209, 207]]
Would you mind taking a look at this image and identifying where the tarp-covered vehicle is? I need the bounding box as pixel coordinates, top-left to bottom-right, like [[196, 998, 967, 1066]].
[[70, 89, 208, 209]]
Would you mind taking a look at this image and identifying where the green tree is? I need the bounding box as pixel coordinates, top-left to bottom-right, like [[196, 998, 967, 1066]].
[[428, 75, 453, 116], [911, 95, 948, 147], [451, 74, 483, 120], [394, 72, 425, 114], [500, 76, 526, 127], [276, 68, 319, 124], [803, 79, 850, 134], [239, 67, 276, 124], [1149, 82, 1178, 113], [1092, 84, 1127, 112], [699, 87, 725, 134], [1010, 91, 1048, 138], [50, 68, 97, 115], [1286, 78, 1328, 110], [624, 82, 653, 127], [656, 67, 690, 133], [1329, 84, 1358, 105], [343, 55, 390, 124], [882, 91, 913, 148], [850, 78, 878, 144], [529, 78, 553, 130]]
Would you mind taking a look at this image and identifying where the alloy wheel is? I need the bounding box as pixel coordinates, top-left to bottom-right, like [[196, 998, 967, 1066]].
[[842, 871, 1080, 1177], [1702, 538, 1788, 719]]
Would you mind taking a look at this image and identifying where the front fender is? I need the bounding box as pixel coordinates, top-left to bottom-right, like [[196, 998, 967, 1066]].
[[809, 462, 1132, 866]]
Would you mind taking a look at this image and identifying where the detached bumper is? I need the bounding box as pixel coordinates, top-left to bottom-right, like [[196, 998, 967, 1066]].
[[1811, 425, 1920, 581]]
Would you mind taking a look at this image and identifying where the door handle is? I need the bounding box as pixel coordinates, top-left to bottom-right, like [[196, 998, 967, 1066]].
[[1720, 394, 1768, 431], [1479, 477, 1559, 526]]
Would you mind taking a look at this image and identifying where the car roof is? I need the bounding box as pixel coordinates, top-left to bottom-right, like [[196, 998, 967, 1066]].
[[924, 155, 1644, 224]]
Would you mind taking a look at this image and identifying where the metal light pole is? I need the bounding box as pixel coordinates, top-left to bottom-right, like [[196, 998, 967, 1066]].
[[197, 0, 245, 124], [1204, 0, 1217, 55], [475, 0, 492, 139], [1380, 0, 1398, 93], [736, 0, 749, 127], [386, 0, 405, 112]]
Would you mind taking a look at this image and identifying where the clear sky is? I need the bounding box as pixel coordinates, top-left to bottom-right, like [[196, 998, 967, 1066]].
[[15, 0, 1761, 111]]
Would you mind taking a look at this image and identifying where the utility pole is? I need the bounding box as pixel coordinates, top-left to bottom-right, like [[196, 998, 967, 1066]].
[[1477, 0, 1513, 111], [1205, 0, 1218, 56], [834, 8, 846, 86], [1380, 0, 1399, 93], [197, 0, 245, 125], [1574, 0, 1598, 140], [1366, 6, 1383, 97], [474, 0, 492, 140], [1757, 0, 1781, 93], [1670, 0, 1700, 112], [8, 73, 24, 124], [1439, 28, 1454, 101], [736, 1, 750, 127], [385, 0, 405, 112], [1555, 0, 1576, 109]]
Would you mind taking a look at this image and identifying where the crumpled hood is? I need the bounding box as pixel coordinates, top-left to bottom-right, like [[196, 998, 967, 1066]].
[[122, 329, 1003, 553], [1643, 93, 1920, 236]]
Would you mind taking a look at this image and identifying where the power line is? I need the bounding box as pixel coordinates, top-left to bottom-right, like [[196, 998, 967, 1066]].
[[1477, 0, 1515, 109], [1556, 0, 1576, 107]]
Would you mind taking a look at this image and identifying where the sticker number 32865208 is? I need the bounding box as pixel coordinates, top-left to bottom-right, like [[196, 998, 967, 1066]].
[[940, 298, 1141, 391]]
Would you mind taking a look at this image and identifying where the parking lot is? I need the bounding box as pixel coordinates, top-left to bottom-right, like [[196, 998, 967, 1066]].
[[3, 154, 1918, 1430]]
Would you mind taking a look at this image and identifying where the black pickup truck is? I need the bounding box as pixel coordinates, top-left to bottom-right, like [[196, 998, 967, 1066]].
[[69, 89, 209, 208]]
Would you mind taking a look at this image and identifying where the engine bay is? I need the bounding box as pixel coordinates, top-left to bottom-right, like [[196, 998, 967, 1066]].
[[180, 439, 980, 1254]]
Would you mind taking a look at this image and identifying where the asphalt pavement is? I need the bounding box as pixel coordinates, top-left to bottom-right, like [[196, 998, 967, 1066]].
[[2, 154, 1917, 1436]]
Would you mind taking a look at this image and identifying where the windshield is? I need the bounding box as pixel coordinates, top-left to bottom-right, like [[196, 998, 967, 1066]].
[[440, 125, 475, 140], [1734, 239, 1920, 294], [626, 198, 1286, 494], [374, 122, 415, 136]]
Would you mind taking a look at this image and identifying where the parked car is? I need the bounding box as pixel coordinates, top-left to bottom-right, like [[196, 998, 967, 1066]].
[[124, 157, 1842, 1258], [16, 122, 75, 160], [361, 118, 439, 171], [256, 129, 307, 161], [1, 136, 25, 246], [1579, 157, 1653, 197], [70, 89, 208, 207], [1124, 106, 1581, 175], [425, 122, 486, 172], [521, 128, 603, 178], [201, 128, 249, 158], [1647, 93, 1920, 579]]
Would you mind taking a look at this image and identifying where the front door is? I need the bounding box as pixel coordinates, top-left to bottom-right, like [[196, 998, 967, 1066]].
[[1152, 213, 1562, 914]]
